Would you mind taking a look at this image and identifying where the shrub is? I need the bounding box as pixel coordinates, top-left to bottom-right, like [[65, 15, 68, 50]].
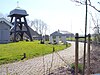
[[71, 63, 83, 74]]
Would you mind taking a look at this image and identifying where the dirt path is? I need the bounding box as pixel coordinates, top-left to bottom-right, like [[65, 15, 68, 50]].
[[0, 42, 85, 75]]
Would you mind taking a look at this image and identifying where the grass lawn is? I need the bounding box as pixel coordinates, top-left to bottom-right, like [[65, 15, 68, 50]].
[[66, 37, 92, 42], [0, 41, 71, 65]]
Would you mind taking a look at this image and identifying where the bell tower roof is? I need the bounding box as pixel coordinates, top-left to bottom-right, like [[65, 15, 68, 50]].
[[8, 7, 28, 17]]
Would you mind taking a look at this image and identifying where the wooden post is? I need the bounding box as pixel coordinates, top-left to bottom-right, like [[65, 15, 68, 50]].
[[66, 43, 68, 48], [53, 47, 55, 52], [83, 0, 88, 74], [24, 53, 26, 58], [87, 34, 91, 75], [75, 33, 79, 75]]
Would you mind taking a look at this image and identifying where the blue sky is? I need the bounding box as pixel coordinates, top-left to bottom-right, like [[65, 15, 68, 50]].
[[0, 0, 98, 35]]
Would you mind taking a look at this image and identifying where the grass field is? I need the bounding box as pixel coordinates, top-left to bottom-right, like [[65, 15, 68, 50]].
[[0, 41, 70, 65]]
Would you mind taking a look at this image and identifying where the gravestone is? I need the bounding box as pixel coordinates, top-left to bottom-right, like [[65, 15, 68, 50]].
[[56, 36, 59, 44], [49, 36, 53, 44], [61, 36, 66, 44]]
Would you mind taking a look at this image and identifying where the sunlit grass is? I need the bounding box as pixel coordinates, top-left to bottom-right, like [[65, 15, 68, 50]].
[[0, 41, 71, 65], [66, 37, 92, 41]]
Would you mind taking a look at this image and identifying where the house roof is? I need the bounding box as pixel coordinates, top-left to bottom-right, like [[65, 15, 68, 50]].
[[10, 25, 39, 37], [50, 31, 62, 36], [50, 30, 74, 36], [0, 18, 13, 27], [27, 26, 39, 37], [60, 31, 72, 34]]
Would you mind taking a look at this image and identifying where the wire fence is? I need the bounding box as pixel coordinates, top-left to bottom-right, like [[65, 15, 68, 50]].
[[0, 42, 93, 75], [0, 46, 72, 75]]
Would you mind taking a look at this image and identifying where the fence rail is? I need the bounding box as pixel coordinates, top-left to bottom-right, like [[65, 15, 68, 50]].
[[75, 33, 91, 75]]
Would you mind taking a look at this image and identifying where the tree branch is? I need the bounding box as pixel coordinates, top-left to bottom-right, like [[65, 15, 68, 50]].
[[88, 4, 100, 12], [71, 0, 85, 5], [71, 0, 100, 12], [89, 12, 96, 26]]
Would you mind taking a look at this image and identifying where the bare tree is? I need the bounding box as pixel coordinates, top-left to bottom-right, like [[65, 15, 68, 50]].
[[90, 13, 100, 43], [31, 19, 48, 43], [71, 0, 100, 12], [71, 0, 100, 43], [71, 1, 100, 74], [31, 19, 38, 32], [31, 19, 48, 36]]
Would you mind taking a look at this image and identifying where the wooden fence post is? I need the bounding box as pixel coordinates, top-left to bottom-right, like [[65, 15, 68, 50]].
[[87, 34, 91, 75], [75, 33, 79, 75]]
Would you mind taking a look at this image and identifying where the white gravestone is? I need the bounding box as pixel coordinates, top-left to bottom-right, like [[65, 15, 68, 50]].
[[49, 36, 53, 44], [56, 36, 59, 44], [61, 36, 66, 44]]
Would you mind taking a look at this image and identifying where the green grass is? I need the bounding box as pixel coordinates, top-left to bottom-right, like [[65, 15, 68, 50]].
[[66, 37, 92, 42], [66, 37, 75, 41], [0, 41, 71, 65]]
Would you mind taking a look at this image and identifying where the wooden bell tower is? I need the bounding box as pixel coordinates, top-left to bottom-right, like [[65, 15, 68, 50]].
[[8, 8, 32, 42]]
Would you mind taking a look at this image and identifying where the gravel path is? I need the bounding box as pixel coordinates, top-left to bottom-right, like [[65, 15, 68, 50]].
[[0, 42, 85, 75]]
